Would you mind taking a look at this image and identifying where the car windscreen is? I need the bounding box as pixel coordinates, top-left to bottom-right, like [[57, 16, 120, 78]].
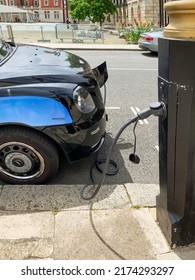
[[0, 41, 13, 62]]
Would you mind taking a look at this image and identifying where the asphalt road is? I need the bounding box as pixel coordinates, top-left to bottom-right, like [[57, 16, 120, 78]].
[[47, 50, 159, 187]]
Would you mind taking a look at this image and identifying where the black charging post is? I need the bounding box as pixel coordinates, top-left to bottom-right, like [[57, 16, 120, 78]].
[[157, 0, 195, 247]]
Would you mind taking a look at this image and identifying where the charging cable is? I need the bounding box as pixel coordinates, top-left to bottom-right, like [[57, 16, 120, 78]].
[[80, 101, 166, 200]]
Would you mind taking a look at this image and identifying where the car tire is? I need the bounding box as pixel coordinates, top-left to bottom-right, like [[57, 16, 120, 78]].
[[0, 127, 59, 184]]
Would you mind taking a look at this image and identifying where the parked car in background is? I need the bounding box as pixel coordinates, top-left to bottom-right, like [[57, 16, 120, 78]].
[[138, 29, 163, 53], [0, 39, 108, 184]]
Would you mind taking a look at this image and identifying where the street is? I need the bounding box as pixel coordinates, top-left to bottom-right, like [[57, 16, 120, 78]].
[[49, 50, 159, 187]]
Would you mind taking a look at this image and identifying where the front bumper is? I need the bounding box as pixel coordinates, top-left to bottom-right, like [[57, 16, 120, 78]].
[[43, 110, 107, 162]]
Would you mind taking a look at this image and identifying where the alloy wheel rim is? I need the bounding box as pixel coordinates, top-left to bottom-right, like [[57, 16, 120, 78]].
[[0, 142, 45, 180]]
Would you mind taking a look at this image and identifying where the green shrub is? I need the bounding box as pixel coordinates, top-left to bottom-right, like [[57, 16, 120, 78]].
[[118, 18, 159, 44]]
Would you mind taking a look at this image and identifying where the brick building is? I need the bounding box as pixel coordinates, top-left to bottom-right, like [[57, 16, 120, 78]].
[[39, 0, 63, 22]]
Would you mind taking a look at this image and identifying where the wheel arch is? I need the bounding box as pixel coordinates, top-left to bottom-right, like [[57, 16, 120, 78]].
[[0, 123, 67, 161]]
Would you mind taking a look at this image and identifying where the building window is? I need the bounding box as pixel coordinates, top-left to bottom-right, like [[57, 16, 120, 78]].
[[34, 11, 39, 20], [10, 0, 14, 5], [24, 0, 29, 6], [54, 0, 58, 6], [0, 0, 3, 4], [34, 0, 38, 7], [44, 10, 50, 19], [44, 0, 49, 6], [54, 10, 59, 19]]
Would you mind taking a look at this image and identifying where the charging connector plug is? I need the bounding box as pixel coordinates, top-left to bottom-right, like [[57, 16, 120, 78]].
[[137, 102, 166, 120], [150, 102, 167, 118]]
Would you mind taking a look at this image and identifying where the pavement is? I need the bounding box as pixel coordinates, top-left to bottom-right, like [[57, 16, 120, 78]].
[[0, 35, 195, 260], [1, 183, 195, 260]]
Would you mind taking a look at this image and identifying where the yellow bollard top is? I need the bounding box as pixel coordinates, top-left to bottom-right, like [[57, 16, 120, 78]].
[[164, 0, 195, 39]]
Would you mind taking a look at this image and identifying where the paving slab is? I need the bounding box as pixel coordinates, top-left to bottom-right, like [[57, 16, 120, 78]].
[[0, 238, 53, 260], [125, 183, 159, 207], [0, 212, 54, 260], [130, 208, 176, 259], [53, 208, 156, 260], [0, 184, 129, 211], [0, 211, 54, 238], [0, 184, 89, 212]]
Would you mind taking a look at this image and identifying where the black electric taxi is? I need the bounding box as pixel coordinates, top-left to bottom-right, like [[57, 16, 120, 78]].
[[0, 39, 107, 184]]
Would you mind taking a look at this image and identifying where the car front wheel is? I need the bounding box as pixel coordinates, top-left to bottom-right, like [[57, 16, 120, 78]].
[[0, 127, 59, 184]]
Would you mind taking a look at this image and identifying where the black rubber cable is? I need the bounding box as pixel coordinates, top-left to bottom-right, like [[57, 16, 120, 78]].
[[89, 158, 119, 185], [95, 159, 118, 176], [80, 114, 139, 200], [132, 119, 138, 154]]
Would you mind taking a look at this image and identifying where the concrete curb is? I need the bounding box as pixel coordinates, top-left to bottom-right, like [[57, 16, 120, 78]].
[[29, 42, 141, 51]]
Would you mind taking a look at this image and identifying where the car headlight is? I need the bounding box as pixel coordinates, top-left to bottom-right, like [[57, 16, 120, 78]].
[[73, 86, 95, 114]]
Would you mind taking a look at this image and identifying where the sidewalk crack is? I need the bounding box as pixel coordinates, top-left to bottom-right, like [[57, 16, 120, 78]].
[[123, 184, 133, 206]]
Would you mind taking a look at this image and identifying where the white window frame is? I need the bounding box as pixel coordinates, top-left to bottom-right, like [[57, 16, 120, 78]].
[[54, 10, 59, 19], [44, 10, 50, 19], [34, 0, 39, 7], [54, 0, 58, 6], [24, 0, 29, 6], [44, 0, 49, 7]]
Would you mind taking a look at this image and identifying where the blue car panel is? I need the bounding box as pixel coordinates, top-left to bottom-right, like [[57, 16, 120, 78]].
[[0, 96, 72, 126]]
